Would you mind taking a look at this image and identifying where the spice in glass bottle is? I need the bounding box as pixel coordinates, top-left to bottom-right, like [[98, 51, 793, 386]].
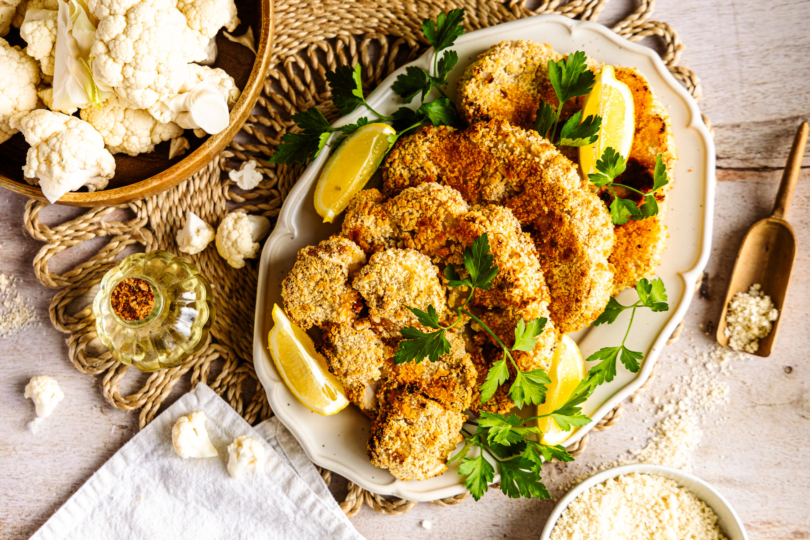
[[110, 278, 156, 322]]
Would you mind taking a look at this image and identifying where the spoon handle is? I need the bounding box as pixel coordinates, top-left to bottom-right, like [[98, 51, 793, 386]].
[[772, 122, 809, 220]]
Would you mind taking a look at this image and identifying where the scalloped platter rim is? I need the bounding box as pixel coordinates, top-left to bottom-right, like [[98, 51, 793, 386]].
[[252, 14, 715, 502]]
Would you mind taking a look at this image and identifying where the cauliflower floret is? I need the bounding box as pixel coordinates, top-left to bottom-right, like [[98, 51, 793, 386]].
[[24, 375, 64, 419], [20, 8, 57, 79], [169, 136, 189, 159], [226, 435, 265, 479], [79, 95, 182, 156], [228, 160, 262, 190], [90, 0, 208, 109], [10, 109, 115, 203], [0, 38, 40, 144], [176, 210, 215, 255], [0, 0, 24, 36], [148, 64, 240, 135], [11, 0, 57, 29], [215, 212, 270, 269], [171, 410, 218, 459], [176, 0, 237, 39]]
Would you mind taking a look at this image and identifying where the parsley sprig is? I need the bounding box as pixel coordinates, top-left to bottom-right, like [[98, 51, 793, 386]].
[[394, 233, 551, 409], [532, 51, 602, 147], [269, 10, 465, 166], [589, 148, 670, 225]]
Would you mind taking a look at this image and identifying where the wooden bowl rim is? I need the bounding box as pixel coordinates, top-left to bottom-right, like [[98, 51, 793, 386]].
[[0, 0, 274, 207]]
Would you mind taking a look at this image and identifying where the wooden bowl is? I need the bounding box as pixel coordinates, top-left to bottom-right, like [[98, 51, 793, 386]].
[[0, 0, 274, 207]]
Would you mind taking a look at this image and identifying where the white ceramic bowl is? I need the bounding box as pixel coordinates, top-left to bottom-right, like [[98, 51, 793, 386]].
[[540, 464, 749, 540]]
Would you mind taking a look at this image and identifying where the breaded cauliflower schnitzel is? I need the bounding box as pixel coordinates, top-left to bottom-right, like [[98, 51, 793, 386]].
[[381, 120, 614, 334]]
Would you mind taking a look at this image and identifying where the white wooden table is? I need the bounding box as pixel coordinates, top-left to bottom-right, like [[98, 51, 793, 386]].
[[1, 0, 809, 538]]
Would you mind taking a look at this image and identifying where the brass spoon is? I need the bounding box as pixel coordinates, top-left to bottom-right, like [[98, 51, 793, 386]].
[[716, 122, 808, 357]]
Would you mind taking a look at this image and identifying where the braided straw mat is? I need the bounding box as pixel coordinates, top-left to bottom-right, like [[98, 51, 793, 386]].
[[22, 0, 703, 517]]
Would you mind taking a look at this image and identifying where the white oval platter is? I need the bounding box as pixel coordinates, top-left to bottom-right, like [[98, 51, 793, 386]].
[[252, 14, 715, 502]]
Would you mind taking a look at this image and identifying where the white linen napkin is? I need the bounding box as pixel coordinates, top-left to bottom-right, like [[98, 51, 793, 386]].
[[31, 383, 365, 540]]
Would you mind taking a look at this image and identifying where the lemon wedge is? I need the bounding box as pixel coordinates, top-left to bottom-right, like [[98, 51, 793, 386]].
[[313, 123, 396, 223], [536, 335, 586, 446], [579, 65, 635, 177], [267, 304, 349, 415]]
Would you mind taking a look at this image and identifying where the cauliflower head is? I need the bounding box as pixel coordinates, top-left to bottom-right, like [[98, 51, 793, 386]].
[[20, 8, 57, 78], [147, 64, 240, 135], [0, 37, 40, 144], [11, 0, 58, 30], [226, 435, 265, 479], [215, 212, 270, 269], [90, 0, 208, 109], [24, 375, 65, 418], [171, 410, 219, 459], [10, 109, 115, 203], [79, 95, 182, 156], [0, 0, 24, 36], [176, 210, 215, 255], [176, 0, 237, 39]]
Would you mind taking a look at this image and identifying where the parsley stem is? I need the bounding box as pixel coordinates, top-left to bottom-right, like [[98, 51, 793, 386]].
[[460, 309, 516, 365], [621, 305, 638, 347], [362, 101, 390, 122]]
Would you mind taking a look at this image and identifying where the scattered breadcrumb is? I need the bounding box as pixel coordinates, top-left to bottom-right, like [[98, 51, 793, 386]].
[[0, 273, 39, 337], [724, 283, 778, 353], [421, 520, 432, 530], [550, 473, 728, 540]]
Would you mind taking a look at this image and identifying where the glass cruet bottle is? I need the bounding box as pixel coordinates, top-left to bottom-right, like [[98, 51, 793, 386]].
[[92, 251, 215, 372]]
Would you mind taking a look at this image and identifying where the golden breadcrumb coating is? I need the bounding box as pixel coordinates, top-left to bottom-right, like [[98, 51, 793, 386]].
[[341, 189, 399, 254], [317, 318, 392, 417], [352, 248, 447, 338], [381, 120, 614, 334], [607, 67, 677, 293], [390, 328, 477, 412], [456, 40, 600, 130], [385, 183, 469, 261], [369, 383, 465, 481], [281, 236, 366, 329]]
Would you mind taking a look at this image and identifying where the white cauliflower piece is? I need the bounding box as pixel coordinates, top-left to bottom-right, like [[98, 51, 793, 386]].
[[80, 95, 182, 156], [168, 135, 189, 159], [90, 0, 208, 109], [176, 0, 237, 39], [176, 210, 214, 255], [20, 8, 57, 79], [24, 375, 65, 419], [38, 86, 53, 108], [226, 435, 265, 479], [215, 212, 270, 269], [0, 37, 40, 144], [10, 109, 115, 203], [199, 35, 217, 65], [0, 0, 24, 36], [148, 63, 240, 135], [172, 410, 218, 459], [228, 160, 262, 190], [12, 0, 58, 30], [223, 25, 255, 54]]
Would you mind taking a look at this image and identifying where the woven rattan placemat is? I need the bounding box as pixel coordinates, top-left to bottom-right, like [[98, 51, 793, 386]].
[[22, 0, 703, 516]]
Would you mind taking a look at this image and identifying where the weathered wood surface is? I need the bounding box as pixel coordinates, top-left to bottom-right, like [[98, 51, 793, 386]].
[[1, 0, 809, 538]]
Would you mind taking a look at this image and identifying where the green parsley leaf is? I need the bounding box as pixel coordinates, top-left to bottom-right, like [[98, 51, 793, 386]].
[[499, 458, 550, 499], [509, 368, 551, 409], [339, 116, 369, 136], [610, 196, 641, 226], [619, 346, 643, 373], [419, 98, 460, 127], [325, 63, 365, 115], [292, 107, 332, 132], [549, 405, 592, 432], [548, 51, 595, 106], [585, 346, 621, 385], [444, 264, 472, 289], [421, 8, 465, 52], [593, 297, 628, 326], [392, 66, 431, 103], [458, 452, 494, 501], [464, 232, 498, 290], [480, 358, 509, 403], [436, 50, 459, 81], [535, 442, 574, 463], [390, 106, 425, 132], [522, 442, 544, 471], [559, 111, 602, 147], [268, 130, 331, 165], [533, 100, 556, 139], [652, 153, 669, 191], [637, 193, 659, 219], [448, 438, 473, 464], [590, 146, 627, 184], [512, 317, 548, 352], [393, 326, 449, 364], [404, 304, 442, 329], [648, 277, 669, 311]]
